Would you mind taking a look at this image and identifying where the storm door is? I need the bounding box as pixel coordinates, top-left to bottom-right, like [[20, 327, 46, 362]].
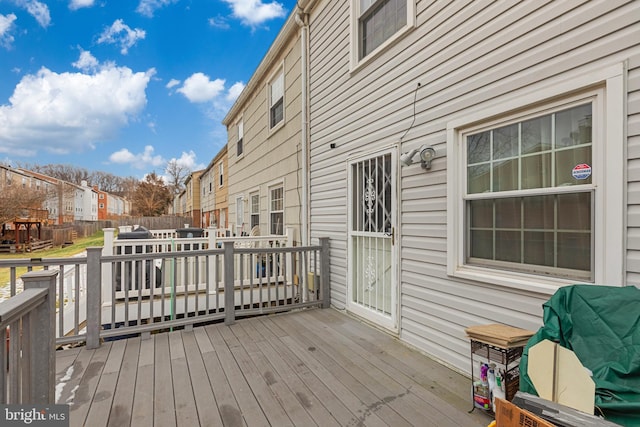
[[348, 149, 397, 330]]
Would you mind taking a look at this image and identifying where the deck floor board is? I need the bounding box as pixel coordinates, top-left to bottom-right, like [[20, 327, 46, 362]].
[[56, 308, 491, 426]]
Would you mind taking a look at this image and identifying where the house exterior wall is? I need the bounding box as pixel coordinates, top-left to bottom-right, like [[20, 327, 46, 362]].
[[184, 170, 203, 228], [200, 159, 217, 228], [214, 146, 228, 228], [224, 14, 303, 241], [306, 0, 640, 374]]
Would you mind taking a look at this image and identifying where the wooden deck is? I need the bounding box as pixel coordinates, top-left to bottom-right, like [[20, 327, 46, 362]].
[[55, 308, 492, 427]]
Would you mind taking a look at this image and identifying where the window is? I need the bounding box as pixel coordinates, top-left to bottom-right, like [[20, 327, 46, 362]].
[[465, 103, 593, 280], [352, 0, 414, 67], [99, 203, 104, 209], [218, 163, 224, 187], [269, 71, 284, 129], [99, 194, 104, 199], [236, 196, 244, 233], [269, 185, 284, 235], [237, 120, 244, 156], [447, 65, 625, 290], [250, 192, 260, 229]]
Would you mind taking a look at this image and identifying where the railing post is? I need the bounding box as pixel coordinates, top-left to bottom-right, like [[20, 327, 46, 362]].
[[223, 242, 235, 325], [22, 270, 57, 404], [102, 228, 115, 306], [319, 238, 331, 309], [86, 247, 103, 349]]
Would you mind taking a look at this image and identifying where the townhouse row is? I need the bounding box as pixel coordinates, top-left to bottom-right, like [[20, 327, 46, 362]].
[[175, 0, 640, 376], [0, 164, 130, 226]]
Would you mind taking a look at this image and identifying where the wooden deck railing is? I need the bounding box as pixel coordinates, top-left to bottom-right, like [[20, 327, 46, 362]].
[[0, 270, 56, 404], [0, 236, 330, 351]]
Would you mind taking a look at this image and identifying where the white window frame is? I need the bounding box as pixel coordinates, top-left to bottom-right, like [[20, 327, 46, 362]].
[[268, 182, 285, 235], [446, 63, 625, 294], [350, 0, 415, 72], [235, 195, 244, 235], [268, 66, 285, 131], [237, 118, 244, 158], [249, 189, 260, 230], [218, 163, 224, 188]]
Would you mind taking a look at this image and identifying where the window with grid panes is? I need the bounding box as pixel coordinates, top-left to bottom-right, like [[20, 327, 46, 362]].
[[465, 102, 593, 280], [269, 186, 284, 235], [250, 192, 260, 229]]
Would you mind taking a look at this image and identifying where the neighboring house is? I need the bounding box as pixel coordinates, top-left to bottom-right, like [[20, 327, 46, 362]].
[[200, 157, 217, 228], [223, 12, 304, 241], [95, 187, 108, 220], [293, 0, 640, 376], [18, 168, 75, 225], [80, 180, 98, 221], [183, 170, 203, 228], [213, 145, 229, 230]]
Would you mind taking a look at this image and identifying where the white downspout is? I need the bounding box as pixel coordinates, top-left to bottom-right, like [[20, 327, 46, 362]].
[[296, 11, 310, 246]]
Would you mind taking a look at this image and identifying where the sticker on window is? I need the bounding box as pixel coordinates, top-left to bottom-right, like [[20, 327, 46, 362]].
[[572, 163, 592, 180]]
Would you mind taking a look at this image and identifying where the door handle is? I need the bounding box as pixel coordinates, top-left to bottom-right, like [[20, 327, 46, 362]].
[[385, 227, 395, 245]]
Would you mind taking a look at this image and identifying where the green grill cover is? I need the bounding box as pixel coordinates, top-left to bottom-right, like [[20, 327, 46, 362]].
[[520, 285, 640, 426]]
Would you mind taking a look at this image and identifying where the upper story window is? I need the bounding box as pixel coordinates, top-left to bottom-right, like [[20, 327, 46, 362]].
[[218, 163, 224, 187], [352, 0, 415, 68], [269, 70, 284, 129], [237, 120, 244, 157]]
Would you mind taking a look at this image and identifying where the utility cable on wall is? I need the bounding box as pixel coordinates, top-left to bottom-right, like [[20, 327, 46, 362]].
[[399, 82, 422, 143]]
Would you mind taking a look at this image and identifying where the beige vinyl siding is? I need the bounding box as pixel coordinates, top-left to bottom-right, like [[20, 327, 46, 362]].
[[226, 27, 303, 242], [308, 0, 639, 374]]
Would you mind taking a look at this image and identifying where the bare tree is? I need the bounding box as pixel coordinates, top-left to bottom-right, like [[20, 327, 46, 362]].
[[131, 172, 172, 216], [19, 163, 89, 185], [0, 183, 48, 228], [165, 159, 191, 195]]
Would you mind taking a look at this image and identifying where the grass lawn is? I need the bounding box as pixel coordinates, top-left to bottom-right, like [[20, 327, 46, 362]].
[[0, 230, 105, 288]]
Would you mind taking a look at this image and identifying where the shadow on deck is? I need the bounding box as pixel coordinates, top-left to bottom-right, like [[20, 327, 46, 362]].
[[55, 308, 492, 427]]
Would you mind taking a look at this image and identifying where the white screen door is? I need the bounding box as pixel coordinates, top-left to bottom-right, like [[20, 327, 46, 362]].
[[348, 149, 397, 330]]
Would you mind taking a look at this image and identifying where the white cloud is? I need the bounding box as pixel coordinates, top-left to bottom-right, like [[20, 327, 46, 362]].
[[13, 0, 51, 28], [97, 19, 146, 55], [176, 73, 225, 103], [0, 54, 155, 157], [222, 0, 286, 27], [168, 150, 200, 170], [208, 16, 230, 30], [165, 79, 180, 89], [136, 0, 178, 18], [226, 81, 245, 101], [110, 145, 165, 169], [69, 0, 95, 10], [72, 50, 100, 73], [0, 14, 17, 48]]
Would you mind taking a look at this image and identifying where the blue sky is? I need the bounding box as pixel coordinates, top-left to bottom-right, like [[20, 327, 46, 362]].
[[0, 0, 296, 179]]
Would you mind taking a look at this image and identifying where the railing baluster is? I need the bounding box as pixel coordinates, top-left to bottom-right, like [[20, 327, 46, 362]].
[[58, 265, 64, 338], [0, 236, 329, 345]]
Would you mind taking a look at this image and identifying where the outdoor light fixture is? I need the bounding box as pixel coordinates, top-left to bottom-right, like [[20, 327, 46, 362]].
[[400, 144, 436, 170]]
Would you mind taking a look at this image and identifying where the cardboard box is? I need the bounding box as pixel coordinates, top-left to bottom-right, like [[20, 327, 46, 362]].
[[495, 397, 555, 427]]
